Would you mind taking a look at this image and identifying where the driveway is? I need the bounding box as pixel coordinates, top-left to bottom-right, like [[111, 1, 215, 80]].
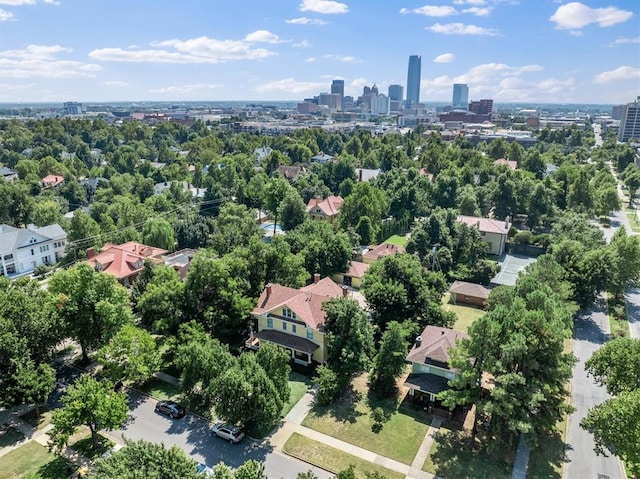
[[101, 391, 331, 479], [564, 301, 623, 479]]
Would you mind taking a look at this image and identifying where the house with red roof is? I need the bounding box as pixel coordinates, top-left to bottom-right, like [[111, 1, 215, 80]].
[[493, 158, 518, 170], [247, 274, 348, 365], [86, 241, 168, 287], [456, 215, 511, 256], [306, 195, 343, 223], [333, 260, 370, 289], [362, 243, 405, 264], [41, 174, 65, 189]]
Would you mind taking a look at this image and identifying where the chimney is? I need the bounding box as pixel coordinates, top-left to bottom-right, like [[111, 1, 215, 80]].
[[476, 220, 480, 228], [415, 336, 422, 347], [266, 283, 272, 297], [358, 169, 363, 182], [342, 285, 349, 297], [313, 273, 320, 284], [505, 216, 510, 229], [86, 247, 96, 259]]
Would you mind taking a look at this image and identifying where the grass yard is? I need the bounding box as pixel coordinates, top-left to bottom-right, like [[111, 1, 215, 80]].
[[0, 424, 24, 448], [70, 433, 114, 460], [136, 377, 182, 402], [383, 235, 408, 247], [625, 209, 640, 233], [0, 441, 72, 479], [442, 293, 486, 333], [423, 427, 514, 479], [282, 372, 313, 418], [527, 413, 568, 479], [20, 406, 54, 431], [607, 296, 630, 338], [283, 433, 405, 479], [301, 375, 432, 465]]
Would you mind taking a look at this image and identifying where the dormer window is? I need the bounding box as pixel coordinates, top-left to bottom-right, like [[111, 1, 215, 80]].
[[283, 308, 296, 320], [95, 262, 103, 271], [135, 260, 143, 269]]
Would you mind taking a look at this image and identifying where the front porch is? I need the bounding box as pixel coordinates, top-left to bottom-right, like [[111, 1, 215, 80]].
[[404, 372, 454, 419], [245, 329, 320, 366]]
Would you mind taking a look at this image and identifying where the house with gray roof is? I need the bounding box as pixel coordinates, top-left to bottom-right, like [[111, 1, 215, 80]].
[[0, 223, 67, 278]]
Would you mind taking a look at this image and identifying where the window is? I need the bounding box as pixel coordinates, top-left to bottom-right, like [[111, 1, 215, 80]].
[[282, 322, 287, 331], [282, 308, 296, 320], [306, 328, 313, 340], [292, 324, 297, 334], [445, 371, 455, 380], [267, 317, 273, 328]]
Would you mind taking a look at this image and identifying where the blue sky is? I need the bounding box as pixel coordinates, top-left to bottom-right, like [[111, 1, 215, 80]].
[[0, 0, 638, 104]]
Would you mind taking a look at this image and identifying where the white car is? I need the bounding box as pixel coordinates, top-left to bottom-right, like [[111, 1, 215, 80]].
[[211, 423, 245, 444]]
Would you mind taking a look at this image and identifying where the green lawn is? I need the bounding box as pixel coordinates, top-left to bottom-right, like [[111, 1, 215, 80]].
[[136, 377, 182, 402], [527, 413, 568, 479], [301, 377, 432, 465], [282, 372, 313, 418], [442, 293, 486, 333], [423, 428, 514, 479], [20, 406, 54, 431], [0, 424, 24, 448], [283, 433, 405, 479], [625, 210, 640, 233], [70, 433, 114, 460], [608, 296, 630, 338], [383, 235, 408, 247], [0, 441, 72, 479]]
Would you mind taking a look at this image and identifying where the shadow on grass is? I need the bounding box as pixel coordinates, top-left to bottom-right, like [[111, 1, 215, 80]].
[[427, 429, 513, 479], [71, 434, 114, 460], [35, 455, 74, 479], [0, 425, 24, 448], [20, 405, 53, 430], [310, 386, 364, 425], [527, 429, 566, 479]]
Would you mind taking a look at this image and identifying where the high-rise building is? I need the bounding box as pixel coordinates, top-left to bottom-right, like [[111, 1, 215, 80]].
[[469, 99, 493, 116], [452, 84, 469, 110], [611, 104, 625, 121], [618, 97, 640, 142], [388, 84, 404, 102], [406, 55, 421, 106], [63, 102, 83, 115], [318, 93, 342, 111], [370, 94, 390, 116], [331, 79, 344, 111]]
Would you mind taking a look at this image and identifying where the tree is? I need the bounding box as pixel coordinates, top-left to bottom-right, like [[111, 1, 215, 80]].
[[595, 186, 621, 217], [567, 168, 594, 213], [31, 199, 64, 227], [314, 365, 342, 405], [266, 176, 292, 236], [584, 337, 640, 396], [369, 321, 410, 397], [142, 218, 175, 252], [255, 343, 291, 406], [607, 229, 640, 298], [136, 265, 184, 333], [211, 202, 261, 256], [89, 438, 200, 479], [50, 374, 128, 452], [323, 297, 374, 388], [48, 263, 134, 362], [624, 168, 640, 205], [278, 190, 307, 231], [580, 390, 640, 477], [339, 183, 388, 239], [98, 325, 161, 384], [12, 359, 56, 419]]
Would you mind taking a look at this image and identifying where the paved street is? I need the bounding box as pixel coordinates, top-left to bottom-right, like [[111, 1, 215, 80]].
[[564, 302, 623, 479], [624, 288, 640, 339], [101, 391, 332, 479]]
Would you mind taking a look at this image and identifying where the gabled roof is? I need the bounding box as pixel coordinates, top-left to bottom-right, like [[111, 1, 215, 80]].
[[494, 158, 518, 170], [0, 167, 17, 177], [311, 152, 334, 163], [356, 168, 381, 182], [345, 261, 370, 279], [252, 277, 345, 329], [457, 215, 510, 235], [406, 326, 469, 365], [306, 195, 343, 217], [86, 242, 167, 281], [449, 280, 491, 300], [277, 165, 306, 181], [0, 223, 67, 257], [363, 243, 405, 262], [41, 174, 64, 188]]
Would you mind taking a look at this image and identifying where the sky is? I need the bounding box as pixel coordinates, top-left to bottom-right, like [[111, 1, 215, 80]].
[[0, 0, 639, 104]]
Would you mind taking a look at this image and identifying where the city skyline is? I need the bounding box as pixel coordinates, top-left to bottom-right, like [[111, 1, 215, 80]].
[[0, 0, 638, 104]]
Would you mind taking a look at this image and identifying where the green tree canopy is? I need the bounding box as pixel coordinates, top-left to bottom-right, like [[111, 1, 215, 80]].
[[98, 325, 161, 384]]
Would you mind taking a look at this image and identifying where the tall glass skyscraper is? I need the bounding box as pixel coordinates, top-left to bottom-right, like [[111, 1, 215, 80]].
[[406, 55, 421, 106], [452, 83, 469, 110]]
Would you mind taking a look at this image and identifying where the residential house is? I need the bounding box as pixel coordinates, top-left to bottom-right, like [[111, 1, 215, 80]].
[[0, 167, 18, 182], [404, 326, 468, 408], [355, 168, 381, 182], [162, 248, 197, 280], [277, 165, 306, 182], [306, 195, 343, 223], [333, 260, 370, 289], [41, 174, 65, 189], [362, 243, 405, 264], [456, 215, 511, 256], [86, 241, 167, 287], [0, 223, 67, 278], [254, 146, 273, 164], [493, 158, 518, 170], [80, 177, 109, 202], [310, 152, 334, 164], [247, 275, 348, 365], [154, 181, 206, 199], [448, 280, 491, 308]]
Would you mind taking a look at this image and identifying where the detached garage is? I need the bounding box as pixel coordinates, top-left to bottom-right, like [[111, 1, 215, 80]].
[[448, 281, 491, 308]]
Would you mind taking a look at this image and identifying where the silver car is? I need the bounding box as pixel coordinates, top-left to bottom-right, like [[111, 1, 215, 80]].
[[211, 423, 245, 443]]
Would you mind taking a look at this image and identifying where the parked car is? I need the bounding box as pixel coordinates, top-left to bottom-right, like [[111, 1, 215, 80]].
[[196, 463, 214, 477], [211, 423, 245, 443], [155, 400, 186, 419]]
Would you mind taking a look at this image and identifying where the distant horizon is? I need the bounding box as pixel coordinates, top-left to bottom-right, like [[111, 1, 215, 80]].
[[0, 1, 637, 104]]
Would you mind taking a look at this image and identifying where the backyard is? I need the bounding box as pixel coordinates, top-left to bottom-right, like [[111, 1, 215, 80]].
[[442, 293, 486, 333], [301, 374, 432, 465], [0, 441, 72, 479]]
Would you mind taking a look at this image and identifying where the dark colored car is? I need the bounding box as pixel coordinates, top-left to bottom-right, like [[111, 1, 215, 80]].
[[155, 400, 186, 419]]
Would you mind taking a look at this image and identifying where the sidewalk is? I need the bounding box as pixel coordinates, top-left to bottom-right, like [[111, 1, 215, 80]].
[[272, 387, 436, 479], [511, 433, 530, 479]]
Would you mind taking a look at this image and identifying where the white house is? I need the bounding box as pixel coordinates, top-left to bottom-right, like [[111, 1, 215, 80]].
[[456, 215, 511, 256], [0, 223, 67, 277]]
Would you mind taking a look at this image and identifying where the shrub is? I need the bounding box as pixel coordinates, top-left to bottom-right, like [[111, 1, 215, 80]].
[[513, 230, 533, 244]]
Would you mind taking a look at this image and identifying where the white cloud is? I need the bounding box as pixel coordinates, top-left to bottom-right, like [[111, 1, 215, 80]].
[[103, 80, 128, 87], [244, 30, 284, 44], [462, 7, 492, 16], [286, 16, 327, 25], [149, 83, 223, 94], [322, 54, 361, 62], [0, 0, 35, 4], [427, 22, 499, 35], [255, 78, 327, 95], [400, 5, 457, 17], [90, 36, 276, 64], [611, 36, 640, 45], [299, 0, 348, 14], [305, 57, 316, 62], [453, 0, 486, 4], [550, 2, 633, 30], [293, 40, 311, 47], [433, 53, 455, 63], [0, 44, 100, 78], [350, 78, 369, 90], [0, 7, 13, 19], [593, 66, 640, 84]]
